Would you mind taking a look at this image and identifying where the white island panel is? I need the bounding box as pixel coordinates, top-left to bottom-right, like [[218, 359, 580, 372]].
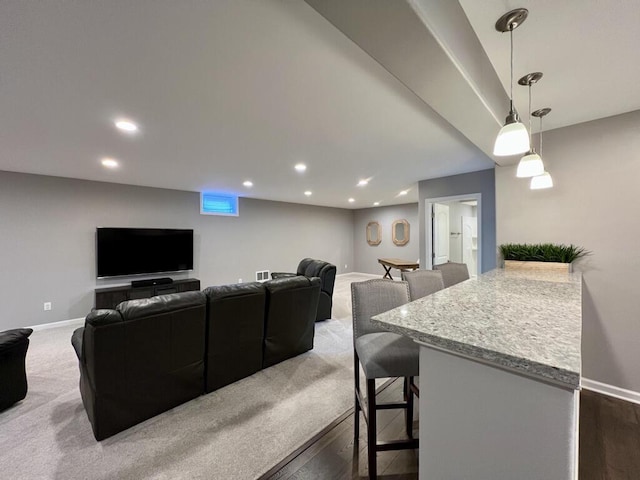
[[420, 347, 578, 480]]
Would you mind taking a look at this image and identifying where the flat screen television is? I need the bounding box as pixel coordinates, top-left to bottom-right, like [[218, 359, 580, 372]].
[[97, 228, 194, 278]]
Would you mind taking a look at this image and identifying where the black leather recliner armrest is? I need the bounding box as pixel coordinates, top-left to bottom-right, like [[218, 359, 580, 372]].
[[85, 309, 123, 327], [0, 328, 33, 354], [71, 327, 83, 361], [0, 328, 33, 411], [270, 272, 298, 279]]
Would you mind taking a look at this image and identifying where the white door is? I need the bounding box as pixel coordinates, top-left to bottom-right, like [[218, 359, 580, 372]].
[[462, 216, 477, 277], [433, 203, 450, 265]]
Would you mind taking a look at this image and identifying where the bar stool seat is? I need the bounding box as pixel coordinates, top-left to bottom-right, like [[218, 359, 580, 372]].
[[356, 332, 419, 379]]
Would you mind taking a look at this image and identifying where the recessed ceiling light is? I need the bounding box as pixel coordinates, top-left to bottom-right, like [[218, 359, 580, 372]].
[[295, 163, 307, 173], [101, 158, 119, 168], [357, 179, 368, 187], [114, 118, 138, 133], [304, 191, 312, 196], [373, 202, 380, 206], [243, 180, 253, 188], [348, 198, 355, 203], [399, 190, 408, 196]]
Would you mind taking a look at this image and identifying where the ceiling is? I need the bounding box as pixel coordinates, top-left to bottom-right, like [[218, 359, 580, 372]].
[[0, 1, 637, 209], [458, 0, 640, 133]]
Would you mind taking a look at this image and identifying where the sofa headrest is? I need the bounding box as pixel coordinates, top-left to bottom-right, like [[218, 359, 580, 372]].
[[203, 282, 266, 302], [297, 258, 336, 278], [117, 291, 206, 320], [0, 328, 33, 353], [264, 275, 320, 293]]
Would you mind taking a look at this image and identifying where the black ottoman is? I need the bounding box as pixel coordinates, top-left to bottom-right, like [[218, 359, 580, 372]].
[[0, 328, 33, 411]]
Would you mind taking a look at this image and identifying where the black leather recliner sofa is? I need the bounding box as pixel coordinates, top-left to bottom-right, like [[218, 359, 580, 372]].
[[71, 292, 207, 441], [203, 282, 266, 393], [0, 328, 33, 411], [271, 258, 336, 321], [72, 276, 321, 440], [263, 276, 321, 368]]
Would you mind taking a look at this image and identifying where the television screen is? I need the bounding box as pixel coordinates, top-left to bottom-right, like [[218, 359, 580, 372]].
[[97, 228, 194, 278]]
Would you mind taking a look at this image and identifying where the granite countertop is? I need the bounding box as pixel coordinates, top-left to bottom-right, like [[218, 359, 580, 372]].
[[371, 269, 582, 389]]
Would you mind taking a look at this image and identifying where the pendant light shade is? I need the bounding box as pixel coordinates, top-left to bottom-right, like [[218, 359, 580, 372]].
[[516, 72, 544, 177], [530, 107, 553, 190], [530, 171, 553, 189], [517, 151, 544, 177], [494, 119, 530, 156], [494, 9, 530, 157]]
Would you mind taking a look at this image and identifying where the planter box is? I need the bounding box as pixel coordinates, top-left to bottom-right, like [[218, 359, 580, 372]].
[[504, 260, 572, 273]]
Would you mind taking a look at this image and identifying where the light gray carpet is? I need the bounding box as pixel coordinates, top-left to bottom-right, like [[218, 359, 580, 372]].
[[0, 273, 379, 479]]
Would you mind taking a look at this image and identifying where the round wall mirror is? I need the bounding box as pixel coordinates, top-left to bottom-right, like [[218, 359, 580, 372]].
[[366, 221, 381, 246], [392, 219, 410, 246]]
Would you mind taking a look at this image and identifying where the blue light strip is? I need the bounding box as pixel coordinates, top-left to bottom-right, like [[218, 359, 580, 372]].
[[200, 193, 239, 216]]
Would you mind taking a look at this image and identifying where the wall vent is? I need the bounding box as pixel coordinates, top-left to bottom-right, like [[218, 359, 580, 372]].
[[256, 270, 270, 282]]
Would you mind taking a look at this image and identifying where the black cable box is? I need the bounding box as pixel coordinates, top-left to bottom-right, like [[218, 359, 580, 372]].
[[131, 277, 174, 288]]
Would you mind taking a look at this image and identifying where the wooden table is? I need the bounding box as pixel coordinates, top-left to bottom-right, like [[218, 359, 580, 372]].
[[377, 258, 419, 279]]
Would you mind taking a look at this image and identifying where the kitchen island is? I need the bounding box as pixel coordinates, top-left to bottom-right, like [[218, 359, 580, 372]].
[[372, 268, 582, 480]]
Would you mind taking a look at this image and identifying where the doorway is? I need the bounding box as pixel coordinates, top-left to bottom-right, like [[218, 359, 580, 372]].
[[425, 194, 481, 277]]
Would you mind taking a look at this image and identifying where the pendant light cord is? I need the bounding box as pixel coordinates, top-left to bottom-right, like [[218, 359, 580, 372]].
[[528, 84, 532, 147], [509, 25, 514, 110], [539, 117, 543, 156]]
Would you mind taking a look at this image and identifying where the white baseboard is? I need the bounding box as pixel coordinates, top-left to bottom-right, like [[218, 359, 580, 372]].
[[30, 317, 84, 331], [581, 377, 640, 405], [336, 272, 379, 278]]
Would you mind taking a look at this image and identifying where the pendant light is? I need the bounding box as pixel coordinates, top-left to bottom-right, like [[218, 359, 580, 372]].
[[493, 8, 530, 156], [516, 72, 545, 177], [530, 108, 553, 189]]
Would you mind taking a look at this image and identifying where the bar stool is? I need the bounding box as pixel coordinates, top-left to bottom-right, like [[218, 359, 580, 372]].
[[401, 269, 445, 300], [351, 279, 419, 479], [433, 261, 470, 288]]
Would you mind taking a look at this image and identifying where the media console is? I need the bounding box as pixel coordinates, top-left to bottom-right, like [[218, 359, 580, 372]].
[[95, 278, 201, 309]]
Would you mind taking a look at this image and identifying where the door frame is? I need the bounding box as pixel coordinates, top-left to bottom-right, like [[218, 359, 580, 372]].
[[425, 193, 482, 274]]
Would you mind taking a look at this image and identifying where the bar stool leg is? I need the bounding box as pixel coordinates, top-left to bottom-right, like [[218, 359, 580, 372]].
[[367, 379, 377, 479], [406, 376, 414, 439], [354, 353, 360, 441]]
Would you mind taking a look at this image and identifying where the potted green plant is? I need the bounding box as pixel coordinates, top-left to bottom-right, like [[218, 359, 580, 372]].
[[499, 243, 589, 273]]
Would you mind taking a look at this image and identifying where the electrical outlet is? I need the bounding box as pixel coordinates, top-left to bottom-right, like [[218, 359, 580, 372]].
[[44, 302, 52, 311], [344, 264, 348, 270], [238, 278, 243, 283]]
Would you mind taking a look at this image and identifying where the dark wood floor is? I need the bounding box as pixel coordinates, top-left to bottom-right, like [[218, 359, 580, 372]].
[[579, 389, 640, 480], [262, 378, 417, 480], [262, 380, 640, 480]]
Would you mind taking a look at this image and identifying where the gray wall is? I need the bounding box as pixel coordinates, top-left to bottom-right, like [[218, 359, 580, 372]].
[[0, 171, 354, 330], [353, 203, 419, 275], [496, 110, 640, 393], [418, 169, 496, 273]]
